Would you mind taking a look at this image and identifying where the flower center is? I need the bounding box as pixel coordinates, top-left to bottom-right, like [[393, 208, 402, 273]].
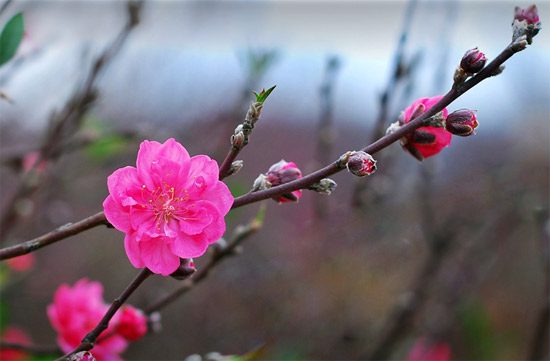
[[142, 184, 189, 230]]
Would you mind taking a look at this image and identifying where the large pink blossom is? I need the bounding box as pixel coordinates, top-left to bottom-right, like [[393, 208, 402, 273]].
[[103, 138, 233, 275], [47, 279, 128, 361], [401, 96, 452, 160]]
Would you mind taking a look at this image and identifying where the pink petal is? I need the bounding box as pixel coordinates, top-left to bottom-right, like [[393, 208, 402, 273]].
[[138, 236, 181, 275], [124, 233, 144, 268], [169, 232, 209, 259], [136, 139, 190, 189], [106, 166, 141, 206], [200, 181, 234, 215], [103, 195, 131, 233]]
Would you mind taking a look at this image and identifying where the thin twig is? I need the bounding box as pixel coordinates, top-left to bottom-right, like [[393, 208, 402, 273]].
[[0, 212, 108, 260], [0, 0, 143, 242], [145, 213, 264, 314], [57, 268, 152, 361], [0, 341, 61, 356]]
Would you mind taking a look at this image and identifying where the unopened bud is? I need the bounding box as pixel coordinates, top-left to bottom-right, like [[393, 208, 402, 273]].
[[70, 352, 96, 361], [346, 151, 377, 177], [148, 311, 162, 333], [266, 160, 302, 185], [227, 160, 244, 176], [512, 5, 541, 44], [308, 178, 337, 195], [460, 47, 487, 74], [231, 129, 245, 149], [445, 109, 478, 136], [170, 258, 196, 280], [252, 174, 270, 192], [386, 121, 402, 135]]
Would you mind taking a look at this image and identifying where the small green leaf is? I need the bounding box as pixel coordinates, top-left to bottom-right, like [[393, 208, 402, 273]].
[[0, 13, 24, 66], [86, 135, 129, 160], [253, 85, 276, 104], [253, 204, 267, 228]]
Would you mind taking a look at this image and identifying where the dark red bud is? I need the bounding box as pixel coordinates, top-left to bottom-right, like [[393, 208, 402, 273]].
[[460, 47, 487, 74], [445, 109, 478, 136], [170, 258, 196, 280], [514, 5, 540, 24]]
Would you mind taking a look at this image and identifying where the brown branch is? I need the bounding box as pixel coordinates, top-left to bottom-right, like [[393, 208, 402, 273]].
[[144, 213, 264, 314], [57, 268, 152, 361], [0, 37, 528, 261], [232, 39, 526, 209], [0, 0, 143, 242], [0, 212, 107, 260], [0, 341, 61, 356]]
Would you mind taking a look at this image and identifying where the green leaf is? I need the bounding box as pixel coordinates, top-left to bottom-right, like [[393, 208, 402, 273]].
[[85, 134, 129, 160], [253, 85, 276, 104], [0, 13, 24, 66], [458, 300, 496, 360]]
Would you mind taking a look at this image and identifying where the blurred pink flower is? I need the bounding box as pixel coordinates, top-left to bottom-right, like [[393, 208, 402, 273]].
[[22, 151, 47, 174], [6, 253, 35, 272], [401, 96, 452, 160], [103, 138, 233, 275], [406, 337, 451, 361], [514, 4, 540, 24], [266, 160, 303, 203], [116, 306, 147, 341], [47, 279, 127, 361], [0, 326, 31, 361]]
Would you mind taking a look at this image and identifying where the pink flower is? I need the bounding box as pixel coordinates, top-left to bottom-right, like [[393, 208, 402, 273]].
[[47, 279, 128, 361], [0, 327, 31, 361], [6, 253, 35, 272], [400, 96, 452, 160], [265, 160, 303, 203], [406, 338, 451, 361], [103, 138, 233, 276], [460, 48, 487, 74], [116, 306, 147, 341]]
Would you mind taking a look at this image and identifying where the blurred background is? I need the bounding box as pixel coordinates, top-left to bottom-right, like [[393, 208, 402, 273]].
[[0, 0, 549, 360]]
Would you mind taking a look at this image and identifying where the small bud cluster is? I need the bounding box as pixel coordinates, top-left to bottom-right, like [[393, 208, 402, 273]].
[[230, 86, 275, 149], [512, 5, 541, 45]]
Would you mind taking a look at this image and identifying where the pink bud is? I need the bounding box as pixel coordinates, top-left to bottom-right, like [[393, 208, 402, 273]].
[[346, 151, 377, 177], [170, 258, 197, 280], [515, 4, 540, 24], [265, 160, 303, 203], [445, 109, 478, 136], [460, 48, 487, 74], [117, 306, 148, 341], [0, 327, 31, 361], [6, 253, 35, 272], [406, 338, 451, 361]]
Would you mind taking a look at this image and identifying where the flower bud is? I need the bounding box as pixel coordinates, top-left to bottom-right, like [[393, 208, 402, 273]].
[[445, 109, 478, 136], [514, 4, 540, 24], [170, 258, 196, 280], [71, 352, 96, 361], [227, 160, 243, 176], [346, 151, 377, 177], [512, 5, 541, 44], [117, 305, 148, 341], [265, 160, 303, 203], [460, 47, 487, 74], [308, 178, 337, 195], [231, 129, 245, 149]]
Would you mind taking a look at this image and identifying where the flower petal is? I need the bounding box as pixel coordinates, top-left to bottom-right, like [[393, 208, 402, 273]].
[[103, 195, 131, 233], [124, 233, 144, 269], [138, 236, 180, 275]]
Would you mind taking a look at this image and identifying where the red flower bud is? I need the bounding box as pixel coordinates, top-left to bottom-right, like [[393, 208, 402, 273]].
[[347, 151, 377, 177], [170, 258, 197, 280], [460, 47, 487, 74], [265, 160, 303, 203], [117, 306, 148, 341], [515, 4, 540, 24], [445, 109, 478, 136]]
